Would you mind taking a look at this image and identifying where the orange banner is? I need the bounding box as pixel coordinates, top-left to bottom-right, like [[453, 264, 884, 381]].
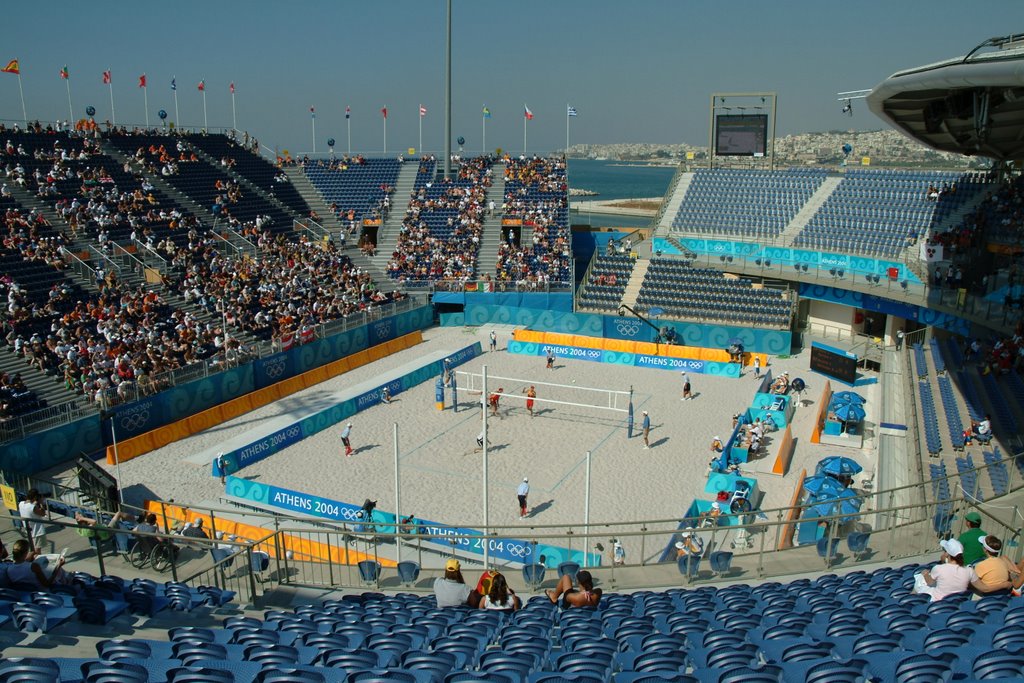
[[107, 331, 423, 464]]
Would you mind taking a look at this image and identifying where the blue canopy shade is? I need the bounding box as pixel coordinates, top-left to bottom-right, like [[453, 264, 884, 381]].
[[817, 456, 864, 477], [809, 488, 862, 522], [802, 475, 848, 497], [833, 403, 866, 422], [832, 391, 866, 405]]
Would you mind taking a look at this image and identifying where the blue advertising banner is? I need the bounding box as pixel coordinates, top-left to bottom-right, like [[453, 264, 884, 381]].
[[0, 414, 103, 475], [253, 351, 295, 391], [213, 343, 483, 478], [226, 476, 600, 568], [465, 305, 791, 355], [508, 340, 742, 378]]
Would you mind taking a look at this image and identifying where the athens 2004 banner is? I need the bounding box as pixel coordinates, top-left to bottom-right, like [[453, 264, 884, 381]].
[[226, 476, 600, 568]]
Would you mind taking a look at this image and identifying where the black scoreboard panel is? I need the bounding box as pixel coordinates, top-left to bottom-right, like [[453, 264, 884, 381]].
[[715, 114, 768, 156], [810, 343, 857, 385]]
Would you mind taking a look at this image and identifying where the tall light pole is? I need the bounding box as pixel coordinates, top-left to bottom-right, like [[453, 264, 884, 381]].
[[443, 0, 452, 180]]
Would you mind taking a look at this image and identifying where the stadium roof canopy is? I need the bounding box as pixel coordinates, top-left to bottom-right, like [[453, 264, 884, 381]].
[[867, 34, 1024, 161]]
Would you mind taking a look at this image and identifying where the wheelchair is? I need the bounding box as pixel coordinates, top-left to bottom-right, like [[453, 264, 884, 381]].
[[127, 536, 178, 572]]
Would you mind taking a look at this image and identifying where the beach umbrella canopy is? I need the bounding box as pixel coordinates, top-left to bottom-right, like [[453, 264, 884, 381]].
[[832, 391, 866, 405], [816, 456, 864, 477], [790, 378, 806, 393], [802, 475, 847, 497], [809, 488, 862, 521], [833, 403, 866, 422]]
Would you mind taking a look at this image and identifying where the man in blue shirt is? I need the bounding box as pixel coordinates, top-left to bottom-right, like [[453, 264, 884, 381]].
[[517, 478, 530, 519], [642, 410, 651, 449]]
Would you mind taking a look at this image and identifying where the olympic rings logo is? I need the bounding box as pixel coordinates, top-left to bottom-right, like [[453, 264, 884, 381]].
[[120, 411, 150, 431], [264, 358, 287, 379], [505, 544, 533, 558], [373, 321, 393, 338], [615, 319, 642, 337]]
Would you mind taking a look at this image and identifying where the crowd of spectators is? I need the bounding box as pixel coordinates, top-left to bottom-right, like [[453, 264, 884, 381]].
[[496, 156, 571, 286], [387, 157, 492, 282], [166, 228, 405, 346]]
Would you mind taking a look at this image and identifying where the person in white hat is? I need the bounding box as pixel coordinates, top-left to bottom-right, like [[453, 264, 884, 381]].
[[517, 478, 530, 519], [489, 330, 497, 352], [912, 538, 975, 601], [341, 422, 354, 456], [675, 527, 703, 559]]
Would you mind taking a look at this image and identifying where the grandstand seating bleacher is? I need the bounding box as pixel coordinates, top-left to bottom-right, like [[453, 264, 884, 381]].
[[576, 254, 633, 312], [635, 257, 793, 328], [6, 562, 1024, 682], [670, 168, 827, 240], [304, 157, 400, 226], [499, 157, 570, 285], [793, 169, 988, 258]]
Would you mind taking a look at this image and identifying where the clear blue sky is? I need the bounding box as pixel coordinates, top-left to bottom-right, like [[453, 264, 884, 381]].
[[3, 1, 1020, 155]]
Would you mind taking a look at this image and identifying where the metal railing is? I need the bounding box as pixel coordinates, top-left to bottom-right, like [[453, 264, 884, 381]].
[[7, 444, 1024, 596], [110, 242, 153, 283], [0, 400, 95, 442], [399, 279, 572, 293], [131, 239, 169, 273], [63, 249, 98, 286]]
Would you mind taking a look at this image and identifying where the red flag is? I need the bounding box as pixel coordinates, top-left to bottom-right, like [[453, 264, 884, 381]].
[[524, 105, 533, 120], [59, 65, 69, 80], [197, 80, 205, 91], [229, 82, 235, 94], [102, 70, 111, 85], [2, 59, 19, 75], [138, 74, 146, 88], [381, 107, 388, 119], [419, 104, 427, 117]]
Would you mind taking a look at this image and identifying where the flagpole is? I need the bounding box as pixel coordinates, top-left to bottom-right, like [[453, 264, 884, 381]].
[[202, 88, 208, 130], [173, 76, 179, 125], [347, 112, 351, 155], [383, 105, 387, 155], [231, 90, 236, 131], [108, 71, 116, 126], [65, 77, 73, 123], [523, 112, 527, 157], [482, 111, 485, 157], [566, 103, 570, 156], [143, 81, 149, 128], [16, 73, 26, 123], [418, 105, 422, 154], [311, 111, 316, 155]]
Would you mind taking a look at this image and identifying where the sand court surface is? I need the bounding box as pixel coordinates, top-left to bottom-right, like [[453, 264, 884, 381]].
[[89, 325, 853, 564]]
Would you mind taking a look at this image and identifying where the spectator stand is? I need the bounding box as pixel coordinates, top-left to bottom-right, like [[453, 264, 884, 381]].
[[498, 156, 571, 287]]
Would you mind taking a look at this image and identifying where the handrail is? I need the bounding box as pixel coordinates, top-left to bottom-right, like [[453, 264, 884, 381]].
[[221, 226, 258, 255], [131, 239, 168, 271], [649, 163, 686, 234], [110, 242, 154, 282], [63, 248, 98, 284], [86, 245, 123, 280]]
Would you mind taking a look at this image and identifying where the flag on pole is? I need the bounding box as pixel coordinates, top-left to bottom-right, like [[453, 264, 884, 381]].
[[345, 106, 350, 119], [524, 105, 533, 120], [102, 70, 111, 85], [1, 59, 19, 75], [482, 106, 491, 118], [381, 106, 388, 119], [310, 106, 315, 118], [197, 80, 205, 91], [567, 105, 578, 117], [419, 104, 427, 117], [138, 74, 146, 88], [229, 82, 235, 94], [59, 65, 69, 80], [170, 77, 176, 91]]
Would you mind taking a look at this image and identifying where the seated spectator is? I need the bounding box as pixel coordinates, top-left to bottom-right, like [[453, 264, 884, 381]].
[[912, 539, 975, 601], [74, 509, 134, 542], [7, 539, 68, 589], [971, 535, 1019, 594], [478, 572, 520, 612], [958, 511, 987, 565], [546, 569, 601, 608], [180, 517, 209, 539], [710, 436, 723, 453], [434, 558, 481, 608], [675, 528, 704, 559]]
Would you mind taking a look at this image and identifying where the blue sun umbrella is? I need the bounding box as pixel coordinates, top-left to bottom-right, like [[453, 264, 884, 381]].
[[816, 456, 864, 478], [832, 391, 866, 405], [802, 475, 848, 497], [809, 488, 862, 522], [833, 403, 866, 422]]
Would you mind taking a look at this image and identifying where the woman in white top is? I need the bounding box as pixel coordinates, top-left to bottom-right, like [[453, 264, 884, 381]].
[[478, 572, 520, 612], [913, 538, 975, 601]]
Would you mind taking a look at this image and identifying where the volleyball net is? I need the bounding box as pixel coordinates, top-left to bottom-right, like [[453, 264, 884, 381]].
[[455, 371, 631, 414]]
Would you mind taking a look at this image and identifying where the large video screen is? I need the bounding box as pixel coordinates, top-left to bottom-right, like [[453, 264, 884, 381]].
[[715, 114, 768, 157]]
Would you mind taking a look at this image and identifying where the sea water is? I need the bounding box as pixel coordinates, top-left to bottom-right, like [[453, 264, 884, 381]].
[[566, 158, 676, 200]]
